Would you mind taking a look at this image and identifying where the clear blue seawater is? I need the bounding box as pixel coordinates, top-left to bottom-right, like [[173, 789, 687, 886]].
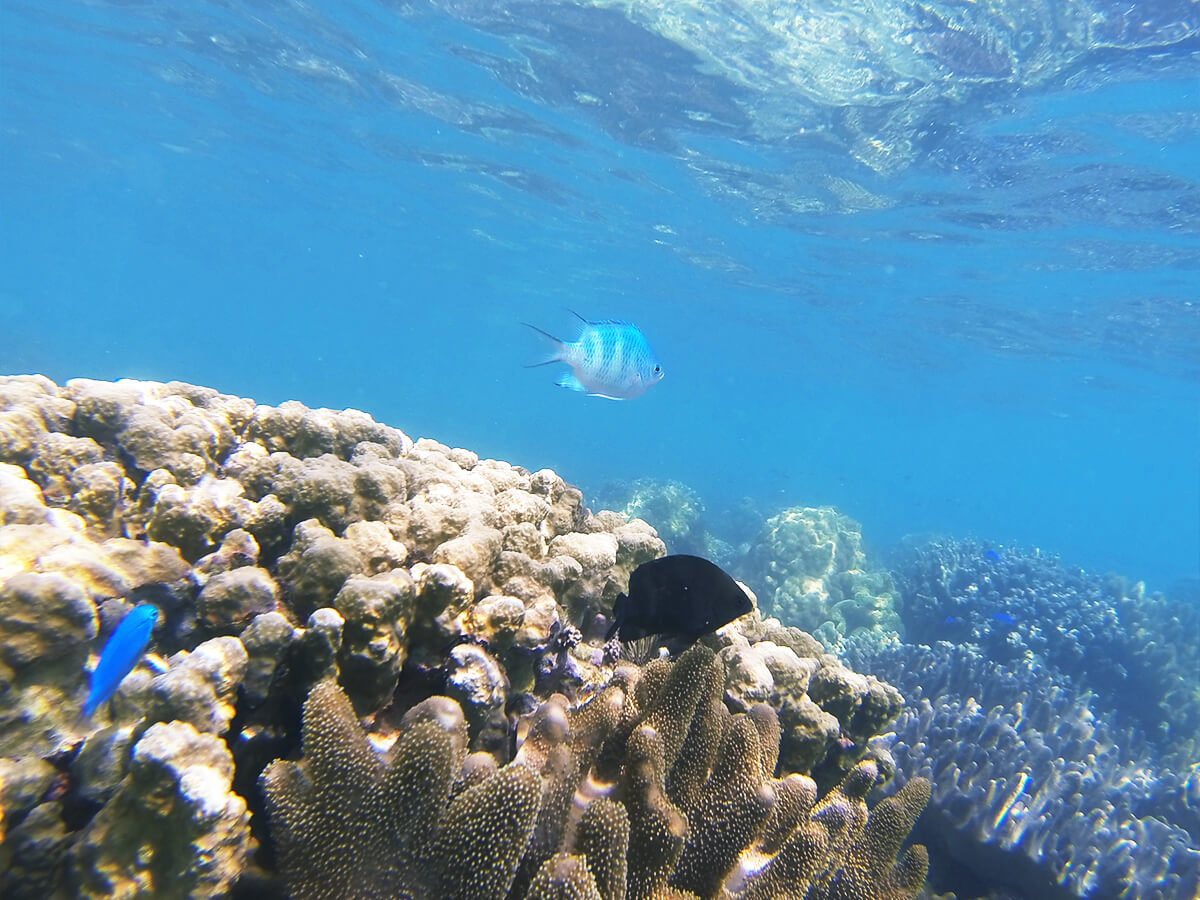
[[2, 1, 1197, 591]]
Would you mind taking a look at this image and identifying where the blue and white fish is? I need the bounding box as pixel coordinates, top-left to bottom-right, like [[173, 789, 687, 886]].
[[525, 313, 665, 400], [84, 603, 159, 716]]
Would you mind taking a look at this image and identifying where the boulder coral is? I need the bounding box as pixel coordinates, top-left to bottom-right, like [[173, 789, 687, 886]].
[[743, 507, 901, 650], [68, 720, 251, 898]]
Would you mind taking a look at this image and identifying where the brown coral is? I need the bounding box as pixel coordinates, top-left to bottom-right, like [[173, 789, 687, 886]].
[[260, 679, 541, 900], [263, 651, 928, 900]]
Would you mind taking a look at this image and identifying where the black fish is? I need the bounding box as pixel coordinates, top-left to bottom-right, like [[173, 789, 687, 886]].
[[606, 554, 753, 643]]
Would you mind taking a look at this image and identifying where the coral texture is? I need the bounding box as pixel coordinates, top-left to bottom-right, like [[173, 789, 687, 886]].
[[890, 538, 1200, 759], [263, 648, 928, 900], [744, 507, 901, 650], [68, 720, 251, 898], [261, 679, 540, 899], [846, 638, 1200, 900], [0, 376, 916, 899]]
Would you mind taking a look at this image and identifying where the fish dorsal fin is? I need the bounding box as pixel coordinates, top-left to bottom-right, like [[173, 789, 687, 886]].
[[567, 310, 633, 328]]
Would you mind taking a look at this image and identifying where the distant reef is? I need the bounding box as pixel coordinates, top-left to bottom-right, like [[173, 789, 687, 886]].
[[0, 376, 925, 899], [847, 539, 1200, 900]]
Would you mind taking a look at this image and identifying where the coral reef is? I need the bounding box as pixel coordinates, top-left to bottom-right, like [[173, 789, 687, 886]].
[[261, 679, 540, 900], [594, 478, 729, 562], [263, 649, 928, 900], [845, 637, 1200, 900], [0, 376, 918, 899], [889, 538, 1200, 758], [68, 721, 251, 898], [743, 506, 901, 651], [714, 611, 903, 791]]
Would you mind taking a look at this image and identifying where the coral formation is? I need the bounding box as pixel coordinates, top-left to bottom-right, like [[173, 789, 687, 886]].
[[0, 376, 919, 899], [263, 649, 928, 900], [714, 611, 903, 791], [594, 478, 727, 561], [846, 638, 1200, 900], [743, 507, 901, 650], [890, 537, 1200, 758], [68, 720, 251, 898], [261, 679, 540, 900]]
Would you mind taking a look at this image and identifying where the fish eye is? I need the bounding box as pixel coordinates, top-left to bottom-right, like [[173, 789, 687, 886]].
[[654, 365, 661, 373]]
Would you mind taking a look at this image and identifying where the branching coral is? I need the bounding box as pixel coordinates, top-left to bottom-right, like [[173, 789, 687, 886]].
[[262, 649, 928, 900], [260, 679, 540, 900], [848, 638, 1200, 900]]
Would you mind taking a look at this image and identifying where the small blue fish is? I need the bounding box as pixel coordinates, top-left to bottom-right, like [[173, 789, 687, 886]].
[[984, 549, 1001, 562], [84, 603, 159, 716], [991, 612, 1016, 625], [525, 313, 664, 400]]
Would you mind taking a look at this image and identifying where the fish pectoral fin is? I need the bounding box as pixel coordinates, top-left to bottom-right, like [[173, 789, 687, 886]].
[[557, 373, 587, 392]]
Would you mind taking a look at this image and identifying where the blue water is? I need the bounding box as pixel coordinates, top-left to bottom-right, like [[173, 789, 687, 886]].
[[2, 1, 1197, 590]]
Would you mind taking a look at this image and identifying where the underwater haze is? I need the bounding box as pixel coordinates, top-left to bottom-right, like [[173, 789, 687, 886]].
[[2, 0, 1198, 591]]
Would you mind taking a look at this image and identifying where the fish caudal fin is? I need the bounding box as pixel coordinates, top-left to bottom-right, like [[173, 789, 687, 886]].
[[523, 322, 565, 367]]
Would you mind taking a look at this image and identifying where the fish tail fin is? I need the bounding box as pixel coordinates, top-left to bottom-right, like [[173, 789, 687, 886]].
[[523, 322, 565, 368], [606, 593, 628, 641]]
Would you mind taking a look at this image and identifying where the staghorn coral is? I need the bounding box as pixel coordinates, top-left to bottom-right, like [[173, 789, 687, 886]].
[[847, 637, 1200, 900], [261, 649, 927, 900], [890, 537, 1200, 761]]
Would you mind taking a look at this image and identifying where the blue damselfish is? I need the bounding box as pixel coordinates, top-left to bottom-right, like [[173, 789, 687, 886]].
[[525, 313, 664, 400], [84, 603, 159, 716]]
